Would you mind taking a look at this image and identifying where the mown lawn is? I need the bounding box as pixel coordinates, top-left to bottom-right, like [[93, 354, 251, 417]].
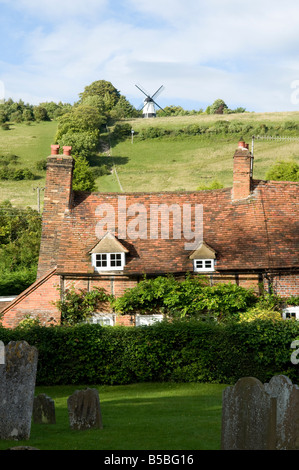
[[0, 382, 227, 451]]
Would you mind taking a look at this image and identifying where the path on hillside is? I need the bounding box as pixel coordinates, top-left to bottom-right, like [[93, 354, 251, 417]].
[[99, 131, 124, 192]]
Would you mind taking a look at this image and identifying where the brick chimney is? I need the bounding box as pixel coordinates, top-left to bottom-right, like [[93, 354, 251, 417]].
[[232, 141, 254, 200], [37, 145, 74, 279]]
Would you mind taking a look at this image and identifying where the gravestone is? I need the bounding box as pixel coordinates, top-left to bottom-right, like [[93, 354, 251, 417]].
[[264, 375, 299, 450], [67, 388, 103, 431], [33, 394, 56, 424], [0, 341, 38, 440], [221, 377, 276, 450], [0, 340, 4, 365]]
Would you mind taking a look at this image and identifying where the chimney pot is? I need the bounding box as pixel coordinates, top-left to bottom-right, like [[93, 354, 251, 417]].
[[63, 146, 72, 156], [51, 144, 60, 155]]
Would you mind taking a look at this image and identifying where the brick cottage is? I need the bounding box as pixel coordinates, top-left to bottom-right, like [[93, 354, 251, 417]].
[[1, 142, 298, 328]]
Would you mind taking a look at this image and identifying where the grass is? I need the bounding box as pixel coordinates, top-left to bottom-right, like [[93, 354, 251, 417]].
[[126, 110, 299, 129], [0, 121, 57, 208], [110, 135, 299, 192], [1, 111, 299, 208], [0, 382, 227, 450]]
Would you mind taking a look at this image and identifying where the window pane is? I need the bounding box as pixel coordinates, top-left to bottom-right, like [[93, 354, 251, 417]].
[[111, 253, 122, 267], [196, 260, 203, 268], [205, 260, 212, 268], [96, 254, 107, 267]]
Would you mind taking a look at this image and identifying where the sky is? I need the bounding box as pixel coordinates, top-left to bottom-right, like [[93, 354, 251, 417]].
[[1, 0, 299, 112]]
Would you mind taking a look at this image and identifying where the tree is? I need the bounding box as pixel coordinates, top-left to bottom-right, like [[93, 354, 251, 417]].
[[0, 201, 42, 294], [209, 99, 228, 114], [72, 155, 97, 191], [57, 130, 100, 159], [265, 160, 299, 182], [33, 105, 50, 121], [55, 104, 105, 141], [79, 80, 121, 110], [109, 95, 139, 119], [39, 101, 72, 119]]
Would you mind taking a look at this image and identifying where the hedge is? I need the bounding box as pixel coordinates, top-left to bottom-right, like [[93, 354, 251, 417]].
[[1, 320, 299, 386]]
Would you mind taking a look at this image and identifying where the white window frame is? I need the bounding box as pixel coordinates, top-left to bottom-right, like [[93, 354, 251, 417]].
[[89, 313, 116, 326], [92, 252, 125, 272], [282, 307, 299, 320], [193, 259, 215, 272], [136, 314, 164, 326]]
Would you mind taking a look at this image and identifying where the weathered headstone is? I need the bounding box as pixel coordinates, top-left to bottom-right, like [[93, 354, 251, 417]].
[[67, 388, 103, 431], [33, 394, 56, 424], [264, 375, 299, 450], [0, 341, 38, 440], [221, 377, 276, 450], [0, 340, 4, 365]]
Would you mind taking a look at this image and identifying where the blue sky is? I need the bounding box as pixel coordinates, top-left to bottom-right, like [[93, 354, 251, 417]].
[[1, 0, 299, 112]]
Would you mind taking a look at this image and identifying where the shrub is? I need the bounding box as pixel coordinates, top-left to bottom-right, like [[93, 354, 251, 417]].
[[0, 167, 36, 180], [197, 180, 224, 190], [112, 276, 257, 322], [112, 123, 132, 141], [1, 320, 299, 385], [36, 158, 47, 171], [265, 160, 299, 182], [54, 286, 113, 325], [0, 267, 37, 295], [92, 164, 111, 177]]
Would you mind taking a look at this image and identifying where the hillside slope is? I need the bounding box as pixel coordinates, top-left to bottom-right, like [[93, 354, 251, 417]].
[[1, 112, 299, 208]]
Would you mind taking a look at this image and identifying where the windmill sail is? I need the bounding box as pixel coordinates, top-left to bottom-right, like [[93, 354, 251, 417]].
[[135, 84, 165, 118]]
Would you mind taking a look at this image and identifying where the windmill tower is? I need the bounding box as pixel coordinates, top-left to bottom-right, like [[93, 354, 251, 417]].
[[135, 84, 165, 118]]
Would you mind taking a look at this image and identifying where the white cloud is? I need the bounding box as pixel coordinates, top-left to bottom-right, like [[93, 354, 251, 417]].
[[1, 0, 299, 111], [0, 0, 108, 21]]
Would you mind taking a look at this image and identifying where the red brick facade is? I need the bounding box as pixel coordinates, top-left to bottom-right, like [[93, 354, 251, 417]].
[[1, 142, 298, 328]]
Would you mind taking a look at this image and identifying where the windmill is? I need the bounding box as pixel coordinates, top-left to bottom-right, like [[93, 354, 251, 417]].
[[135, 84, 165, 118]]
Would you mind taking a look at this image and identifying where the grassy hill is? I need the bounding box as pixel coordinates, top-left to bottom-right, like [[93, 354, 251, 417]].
[[111, 111, 299, 192], [0, 121, 58, 208], [1, 111, 299, 209]]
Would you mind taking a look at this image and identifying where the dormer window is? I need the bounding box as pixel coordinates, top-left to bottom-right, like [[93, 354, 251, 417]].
[[189, 241, 216, 273], [193, 259, 215, 272], [93, 252, 126, 271], [89, 232, 128, 272]]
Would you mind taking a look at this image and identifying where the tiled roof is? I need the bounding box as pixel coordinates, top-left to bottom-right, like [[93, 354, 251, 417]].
[[56, 179, 299, 275]]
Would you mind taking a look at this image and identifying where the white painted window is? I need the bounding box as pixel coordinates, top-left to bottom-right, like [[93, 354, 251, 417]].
[[282, 307, 299, 320], [135, 314, 164, 326], [193, 259, 215, 272], [92, 252, 125, 271], [89, 313, 115, 326]]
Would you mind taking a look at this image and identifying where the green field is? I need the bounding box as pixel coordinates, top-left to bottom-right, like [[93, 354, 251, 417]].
[[0, 382, 226, 450], [1, 111, 299, 209], [0, 121, 57, 208]]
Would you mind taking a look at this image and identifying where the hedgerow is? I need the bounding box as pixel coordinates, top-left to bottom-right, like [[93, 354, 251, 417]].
[[1, 319, 299, 386], [133, 120, 299, 141]]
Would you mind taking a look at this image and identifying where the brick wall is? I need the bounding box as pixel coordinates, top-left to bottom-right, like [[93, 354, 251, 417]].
[[2, 269, 298, 328], [1, 271, 61, 328], [37, 148, 74, 279], [232, 146, 253, 200], [272, 273, 299, 298]]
